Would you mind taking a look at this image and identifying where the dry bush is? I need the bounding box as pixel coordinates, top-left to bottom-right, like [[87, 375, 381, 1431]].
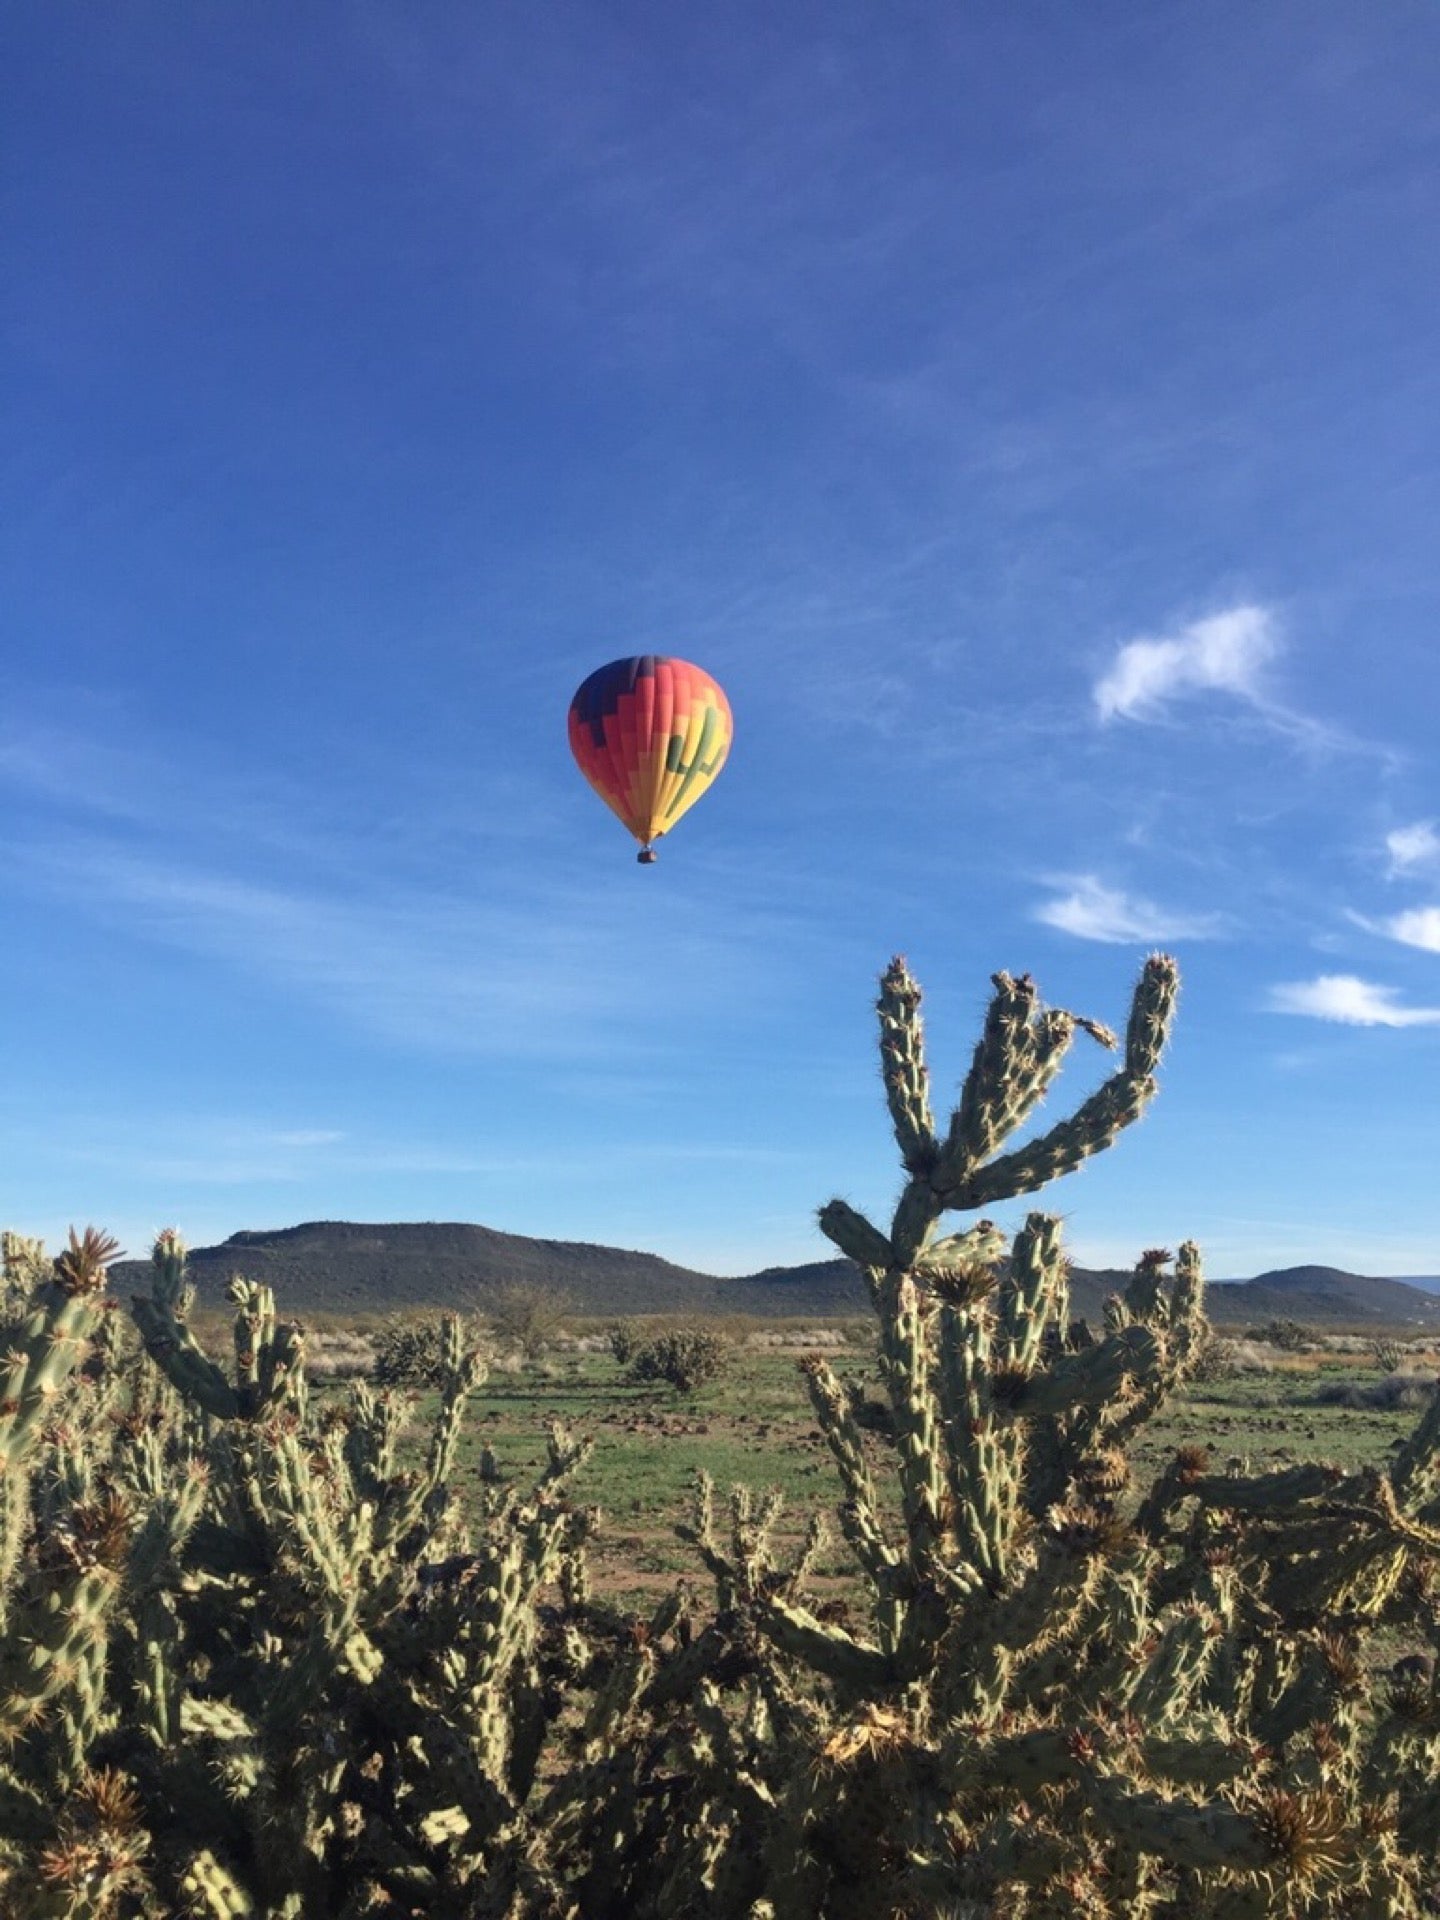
[[485, 1284, 570, 1361], [1247, 1316, 1313, 1352], [1313, 1370, 1439, 1411], [1186, 1330, 1237, 1383], [742, 1326, 847, 1350], [304, 1329, 376, 1382], [1218, 1338, 1287, 1373]]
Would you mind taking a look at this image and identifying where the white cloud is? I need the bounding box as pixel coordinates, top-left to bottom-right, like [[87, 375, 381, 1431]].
[[1386, 821, 1440, 877], [1033, 874, 1225, 944], [1379, 907, 1440, 954], [1267, 975, 1440, 1028], [1094, 604, 1281, 723], [1350, 904, 1440, 953]]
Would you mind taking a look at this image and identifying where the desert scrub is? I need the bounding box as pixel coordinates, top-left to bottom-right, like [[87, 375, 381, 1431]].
[[1187, 1327, 1239, 1383], [0, 1228, 623, 1915], [1248, 1315, 1313, 1351], [607, 1320, 639, 1365], [1314, 1369, 1439, 1412], [628, 1323, 732, 1393], [557, 955, 1440, 1920], [485, 1280, 570, 1360], [370, 1304, 484, 1386], [302, 1324, 376, 1381]]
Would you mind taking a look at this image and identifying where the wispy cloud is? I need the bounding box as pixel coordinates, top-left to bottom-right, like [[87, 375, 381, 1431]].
[[1386, 821, 1440, 877], [1267, 974, 1440, 1027], [0, 830, 804, 1061], [1094, 605, 1281, 723], [0, 721, 156, 825], [1092, 603, 1395, 763], [1033, 874, 1225, 944]]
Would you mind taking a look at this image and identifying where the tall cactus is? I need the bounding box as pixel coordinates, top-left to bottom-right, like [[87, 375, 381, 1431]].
[[651, 955, 1440, 1919]]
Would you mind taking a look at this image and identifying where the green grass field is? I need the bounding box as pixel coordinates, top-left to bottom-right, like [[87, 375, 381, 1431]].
[[303, 1332, 1440, 1607]]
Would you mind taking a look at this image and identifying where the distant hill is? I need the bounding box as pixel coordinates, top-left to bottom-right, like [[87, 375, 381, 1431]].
[[110, 1221, 1440, 1330], [1205, 1265, 1440, 1329], [1392, 1276, 1440, 1295], [111, 1222, 875, 1320]]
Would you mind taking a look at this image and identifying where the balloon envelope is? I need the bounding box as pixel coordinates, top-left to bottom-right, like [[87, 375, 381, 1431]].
[[568, 655, 732, 856]]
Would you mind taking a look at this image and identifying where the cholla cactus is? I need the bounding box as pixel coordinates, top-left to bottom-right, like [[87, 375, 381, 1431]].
[[4, 954, 1440, 1917], [635, 956, 1440, 1919], [0, 1229, 603, 1915]]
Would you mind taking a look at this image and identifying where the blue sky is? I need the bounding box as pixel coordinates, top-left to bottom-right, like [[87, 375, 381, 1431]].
[[4, 4, 1439, 1283]]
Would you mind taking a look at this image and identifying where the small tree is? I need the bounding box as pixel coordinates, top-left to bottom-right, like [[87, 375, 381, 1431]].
[[487, 1282, 569, 1361]]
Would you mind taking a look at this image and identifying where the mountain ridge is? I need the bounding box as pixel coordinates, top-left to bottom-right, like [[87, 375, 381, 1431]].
[[109, 1221, 1440, 1328]]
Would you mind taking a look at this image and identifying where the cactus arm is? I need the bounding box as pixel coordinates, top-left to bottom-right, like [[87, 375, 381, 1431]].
[[797, 1358, 905, 1638], [131, 1236, 305, 1423], [938, 954, 1178, 1211], [913, 1218, 1008, 1292], [939, 971, 1069, 1183], [407, 1314, 486, 1540], [0, 1269, 112, 1470], [869, 1271, 959, 1590], [876, 956, 939, 1176], [815, 1201, 893, 1274], [749, 1592, 905, 1690], [997, 1322, 1164, 1418], [994, 1211, 1066, 1367], [934, 1302, 1014, 1588], [1179, 1462, 1348, 1515], [130, 1298, 242, 1418], [130, 1230, 242, 1419], [950, 1068, 1159, 1210], [0, 1564, 124, 1748]]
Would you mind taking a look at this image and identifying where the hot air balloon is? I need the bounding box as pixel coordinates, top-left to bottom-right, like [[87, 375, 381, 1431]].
[[567, 655, 732, 862]]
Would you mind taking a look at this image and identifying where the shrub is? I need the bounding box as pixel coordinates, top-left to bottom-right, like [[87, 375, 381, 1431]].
[[1247, 1315, 1311, 1351], [607, 1320, 639, 1365], [628, 1325, 730, 1393], [486, 1282, 569, 1360], [1313, 1370, 1438, 1411], [1186, 1328, 1237, 1383], [305, 1328, 376, 1382], [371, 1309, 456, 1387]]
